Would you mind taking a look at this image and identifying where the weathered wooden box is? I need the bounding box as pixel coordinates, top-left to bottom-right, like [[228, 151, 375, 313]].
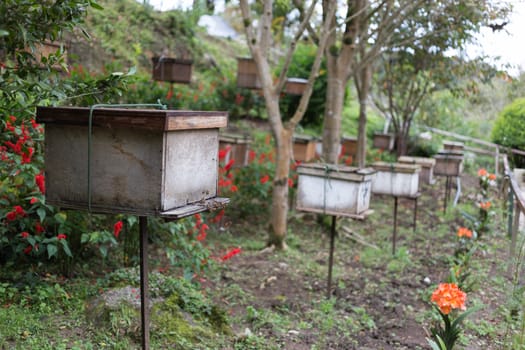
[[398, 156, 436, 185], [36, 107, 228, 216], [433, 151, 464, 177], [293, 135, 317, 162], [285, 77, 308, 95], [219, 132, 252, 168], [296, 163, 376, 218], [341, 136, 358, 157], [371, 162, 421, 197], [373, 132, 394, 151], [236, 57, 261, 89], [443, 140, 464, 154], [152, 57, 193, 84]]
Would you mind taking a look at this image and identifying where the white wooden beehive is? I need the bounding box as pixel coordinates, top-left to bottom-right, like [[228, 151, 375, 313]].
[[36, 107, 228, 216], [371, 162, 421, 197], [296, 163, 376, 218], [398, 156, 436, 185]]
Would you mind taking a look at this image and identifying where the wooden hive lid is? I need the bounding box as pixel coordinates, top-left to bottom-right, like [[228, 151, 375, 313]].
[[293, 134, 317, 143], [371, 161, 421, 173], [219, 132, 252, 144], [398, 156, 436, 166], [152, 56, 193, 65], [436, 150, 464, 158], [36, 106, 228, 131], [297, 163, 376, 181]]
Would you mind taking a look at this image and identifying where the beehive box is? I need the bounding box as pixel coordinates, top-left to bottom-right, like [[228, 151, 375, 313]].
[[36, 107, 228, 216], [433, 151, 464, 177], [236, 57, 261, 89], [373, 132, 394, 151], [371, 162, 421, 197], [151, 57, 192, 83], [341, 136, 358, 157], [398, 156, 436, 185], [219, 132, 252, 168], [293, 135, 317, 162], [443, 140, 464, 154], [285, 77, 308, 95], [296, 163, 375, 218]]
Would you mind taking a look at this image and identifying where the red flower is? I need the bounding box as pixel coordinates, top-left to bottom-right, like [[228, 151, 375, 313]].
[[197, 223, 209, 241], [224, 159, 235, 171], [20, 232, 29, 239], [221, 247, 241, 261], [30, 197, 39, 204], [166, 85, 173, 100], [6, 211, 17, 221], [288, 178, 294, 187], [21, 147, 34, 164], [8, 115, 16, 123], [35, 222, 45, 233], [219, 146, 232, 161], [248, 150, 256, 162], [35, 173, 45, 194], [14, 206, 25, 216], [30, 118, 40, 129], [260, 175, 270, 184], [230, 185, 238, 192], [23, 245, 32, 255], [113, 221, 123, 238], [57, 234, 67, 240]]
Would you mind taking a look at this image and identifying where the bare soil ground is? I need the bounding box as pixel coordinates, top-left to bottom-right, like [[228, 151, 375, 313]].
[[204, 171, 514, 349]]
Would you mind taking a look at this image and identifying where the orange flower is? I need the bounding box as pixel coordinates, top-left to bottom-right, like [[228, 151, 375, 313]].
[[457, 227, 473, 238], [477, 168, 488, 177], [479, 201, 491, 210], [431, 283, 467, 315], [488, 173, 496, 181]]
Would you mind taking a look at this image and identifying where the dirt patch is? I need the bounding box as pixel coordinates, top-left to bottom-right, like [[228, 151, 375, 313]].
[[205, 171, 513, 349]]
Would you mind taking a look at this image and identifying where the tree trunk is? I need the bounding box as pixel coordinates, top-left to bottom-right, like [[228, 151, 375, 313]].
[[268, 128, 292, 249], [356, 64, 372, 168], [322, 72, 346, 163]]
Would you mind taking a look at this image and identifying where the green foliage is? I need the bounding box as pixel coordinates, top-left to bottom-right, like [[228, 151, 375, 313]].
[[222, 132, 276, 218], [279, 43, 328, 129], [491, 97, 525, 167]]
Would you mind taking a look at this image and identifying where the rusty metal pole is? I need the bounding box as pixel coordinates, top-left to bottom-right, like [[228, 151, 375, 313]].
[[444, 176, 450, 212], [326, 215, 337, 299], [139, 216, 150, 350], [393, 197, 398, 255]]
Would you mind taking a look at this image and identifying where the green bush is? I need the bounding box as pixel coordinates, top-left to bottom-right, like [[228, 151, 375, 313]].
[[491, 98, 525, 167]]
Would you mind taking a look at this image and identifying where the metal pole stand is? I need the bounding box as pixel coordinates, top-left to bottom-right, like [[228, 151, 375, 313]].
[[139, 216, 150, 350], [393, 197, 398, 255], [443, 176, 450, 212], [392, 193, 420, 255], [326, 215, 337, 299]]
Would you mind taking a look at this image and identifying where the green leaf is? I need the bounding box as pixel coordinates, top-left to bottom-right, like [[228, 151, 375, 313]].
[[37, 208, 46, 222], [47, 244, 58, 259], [0, 30, 9, 37], [89, 1, 104, 10], [451, 305, 482, 329], [81, 233, 89, 244], [60, 240, 73, 257], [126, 215, 138, 228], [54, 212, 67, 224], [99, 245, 108, 258]]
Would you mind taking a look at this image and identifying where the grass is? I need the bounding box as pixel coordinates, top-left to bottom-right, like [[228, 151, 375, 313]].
[[1, 165, 524, 349]]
